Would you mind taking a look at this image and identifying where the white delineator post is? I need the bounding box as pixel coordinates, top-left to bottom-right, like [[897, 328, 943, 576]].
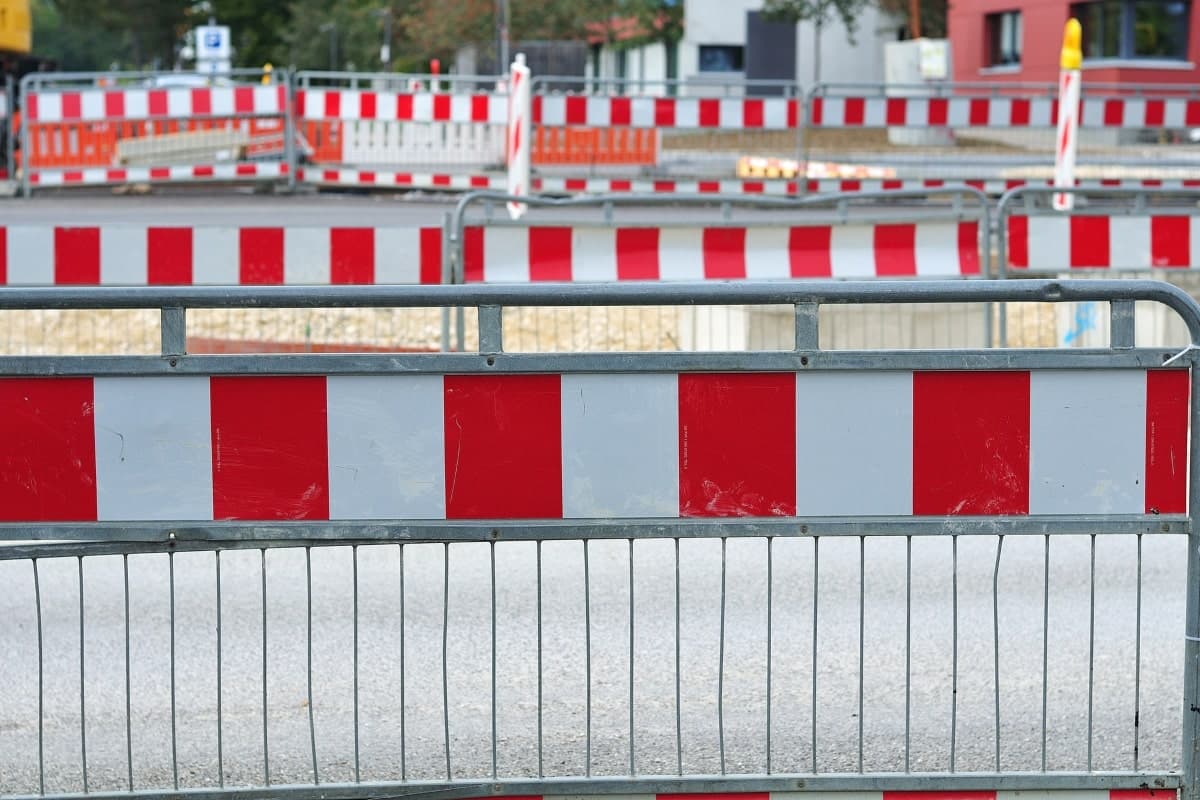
[[1053, 18, 1083, 211], [506, 53, 532, 220]]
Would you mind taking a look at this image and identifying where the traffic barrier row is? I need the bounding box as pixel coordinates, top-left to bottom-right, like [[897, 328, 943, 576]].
[[15, 70, 1200, 195], [1, 366, 1186, 522]]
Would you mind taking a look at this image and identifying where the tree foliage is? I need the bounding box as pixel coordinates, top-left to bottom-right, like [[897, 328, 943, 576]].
[[761, 0, 872, 38]]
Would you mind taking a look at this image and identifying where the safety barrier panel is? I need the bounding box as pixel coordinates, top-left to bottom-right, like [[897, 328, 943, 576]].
[[0, 280, 1196, 800], [995, 186, 1200, 348], [446, 190, 990, 352], [1, 74, 11, 180], [19, 69, 294, 194], [0, 225, 443, 286]]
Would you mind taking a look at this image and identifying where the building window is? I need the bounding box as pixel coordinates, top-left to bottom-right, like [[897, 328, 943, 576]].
[[985, 11, 1022, 66], [698, 44, 744, 72], [1070, 0, 1190, 60]]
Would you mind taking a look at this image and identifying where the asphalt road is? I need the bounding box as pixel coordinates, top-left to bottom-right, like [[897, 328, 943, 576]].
[[0, 533, 1188, 794]]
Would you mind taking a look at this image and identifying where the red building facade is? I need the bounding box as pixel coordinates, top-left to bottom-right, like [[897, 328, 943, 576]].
[[949, 0, 1200, 86]]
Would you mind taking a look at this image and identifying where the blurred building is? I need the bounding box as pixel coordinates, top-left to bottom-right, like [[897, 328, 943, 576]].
[[950, 0, 1199, 85], [586, 0, 906, 94]]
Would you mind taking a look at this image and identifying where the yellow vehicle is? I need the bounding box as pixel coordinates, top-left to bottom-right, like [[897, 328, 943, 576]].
[[0, 0, 30, 57]]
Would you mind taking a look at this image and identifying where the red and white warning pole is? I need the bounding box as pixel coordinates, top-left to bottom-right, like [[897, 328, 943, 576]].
[[1052, 18, 1083, 211], [506, 52, 531, 220]]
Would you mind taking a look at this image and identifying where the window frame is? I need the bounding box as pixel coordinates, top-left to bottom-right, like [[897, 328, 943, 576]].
[[1069, 0, 1191, 61], [697, 44, 746, 73], [984, 9, 1024, 68]]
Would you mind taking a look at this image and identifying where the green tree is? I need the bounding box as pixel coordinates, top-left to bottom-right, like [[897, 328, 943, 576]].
[[209, 0, 292, 68], [50, 0, 189, 69]]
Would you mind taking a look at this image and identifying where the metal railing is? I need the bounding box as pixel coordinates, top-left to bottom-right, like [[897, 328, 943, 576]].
[[447, 189, 993, 352], [0, 279, 1197, 800]]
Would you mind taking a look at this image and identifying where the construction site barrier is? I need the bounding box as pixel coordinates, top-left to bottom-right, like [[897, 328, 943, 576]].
[[19, 68, 294, 194], [0, 280, 1196, 800], [1, 74, 11, 180]]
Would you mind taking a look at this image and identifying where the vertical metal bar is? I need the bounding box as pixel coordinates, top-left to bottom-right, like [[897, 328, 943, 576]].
[[950, 535, 958, 772], [859, 535, 866, 773], [584, 540, 592, 778], [123, 556, 133, 792], [33, 559, 45, 796], [812, 536, 819, 774], [442, 543, 451, 780], [993, 535, 1004, 772], [399, 544, 406, 782], [1183, 365, 1200, 800], [215, 551, 224, 789], [1135, 533, 1144, 771], [160, 306, 186, 357], [675, 537, 682, 776], [353, 546, 360, 783], [1042, 535, 1050, 772], [1088, 533, 1096, 772], [261, 549, 269, 786], [1111, 299, 1136, 349], [628, 538, 635, 777], [306, 547, 318, 785], [536, 540, 544, 779], [767, 537, 774, 776], [718, 537, 727, 776], [79, 557, 89, 794], [795, 302, 819, 350], [905, 534, 912, 773], [479, 305, 504, 354], [490, 542, 498, 779]]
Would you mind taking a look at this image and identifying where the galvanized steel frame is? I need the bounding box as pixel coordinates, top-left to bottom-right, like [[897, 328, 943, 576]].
[[2, 278, 1199, 800]]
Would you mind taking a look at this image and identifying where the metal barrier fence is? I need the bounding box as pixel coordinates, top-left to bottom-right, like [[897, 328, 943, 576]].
[[447, 190, 991, 352], [995, 186, 1200, 348], [19, 68, 293, 194], [0, 223, 447, 355], [0, 279, 1196, 800], [2, 73, 12, 181]]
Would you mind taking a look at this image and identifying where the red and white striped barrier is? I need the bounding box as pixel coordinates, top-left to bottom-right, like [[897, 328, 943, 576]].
[[296, 88, 508, 124], [0, 369, 1185, 522], [1007, 215, 1200, 270], [0, 225, 442, 285], [297, 168, 1200, 196], [534, 95, 800, 129], [461, 222, 982, 282], [29, 161, 289, 187], [25, 85, 287, 122], [809, 95, 1200, 128]]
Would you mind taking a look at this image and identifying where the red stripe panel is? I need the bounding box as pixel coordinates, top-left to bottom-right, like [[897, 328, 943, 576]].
[[703, 228, 746, 279], [61, 92, 81, 120], [443, 375, 562, 519], [655, 98, 675, 127], [809, 97, 823, 125], [1008, 215, 1029, 268], [843, 97, 865, 125], [234, 87, 255, 115], [1151, 216, 1190, 267], [0, 378, 97, 522], [25, 93, 37, 121], [463, 226, 484, 283], [105, 91, 125, 118], [147, 227, 193, 284], [660, 795, 769, 800], [420, 227, 443, 284], [1113, 790, 1179, 800], [1104, 99, 1123, 126], [743, 99, 763, 127], [530, 95, 542, 125], [149, 90, 168, 116], [928, 98, 948, 125], [874, 224, 918, 276], [529, 227, 573, 281], [397, 93, 413, 120], [884, 792, 996, 800], [1070, 216, 1111, 268], [1010, 98, 1030, 125], [433, 94, 451, 121], [239, 228, 285, 284], [331, 227, 374, 284], [968, 98, 990, 125], [913, 371, 1030, 515], [958, 221, 981, 275], [699, 98, 720, 127], [1145, 370, 1190, 515], [678, 373, 796, 517], [0, 227, 6, 283], [55, 227, 100, 284], [323, 91, 341, 118], [1145, 99, 1166, 127], [211, 376, 329, 521], [360, 92, 377, 120], [616, 228, 660, 280], [787, 98, 799, 128], [191, 88, 211, 115], [1187, 101, 1200, 127], [886, 98, 907, 125], [470, 94, 488, 122], [789, 226, 833, 277], [610, 97, 631, 126], [565, 96, 587, 125]]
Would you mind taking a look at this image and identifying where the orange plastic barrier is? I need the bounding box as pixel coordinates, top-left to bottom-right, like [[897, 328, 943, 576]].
[[25, 117, 289, 169], [532, 126, 658, 167], [299, 120, 343, 163]]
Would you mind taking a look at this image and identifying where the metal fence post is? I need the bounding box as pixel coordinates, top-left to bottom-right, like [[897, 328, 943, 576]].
[[19, 72, 33, 198], [4, 73, 13, 187], [284, 69, 298, 193], [1185, 361, 1200, 800]]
